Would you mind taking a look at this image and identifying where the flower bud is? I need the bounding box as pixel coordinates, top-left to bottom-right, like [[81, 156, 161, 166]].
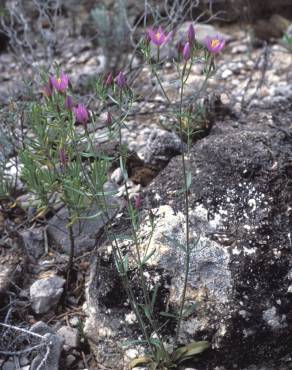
[[115, 71, 127, 89], [183, 42, 191, 61], [65, 95, 73, 110], [188, 24, 195, 45], [73, 104, 89, 127]]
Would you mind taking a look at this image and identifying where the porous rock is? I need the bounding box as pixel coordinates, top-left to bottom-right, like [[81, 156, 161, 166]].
[[85, 101, 292, 369], [143, 106, 292, 368]]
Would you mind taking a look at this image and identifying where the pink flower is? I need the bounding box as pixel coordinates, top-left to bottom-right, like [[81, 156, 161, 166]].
[[50, 71, 69, 93], [65, 95, 73, 110], [115, 71, 127, 89], [188, 24, 195, 44], [146, 26, 172, 47], [73, 104, 89, 126], [104, 72, 113, 86], [205, 36, 225, 54], [183, 42, 191, 60]]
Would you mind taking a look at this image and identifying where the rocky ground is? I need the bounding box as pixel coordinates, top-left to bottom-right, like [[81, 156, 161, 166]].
[[0, 2, 292, 370]]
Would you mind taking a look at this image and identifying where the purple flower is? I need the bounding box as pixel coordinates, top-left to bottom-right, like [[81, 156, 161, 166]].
[[183, 42, 191, 61], [146, 26, 172, 47], [115, 71, 127, 89], [73, 104, 89, 126], [188, 24, 195, 44], [104, 72, 113, 86], [42, 83, 52, 98], [205, 36, 225, 54], [65, 95, 73, 110], [50, 71, 69, 93]]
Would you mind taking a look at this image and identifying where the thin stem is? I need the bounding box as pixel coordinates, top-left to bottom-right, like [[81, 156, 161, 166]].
[[153, 68, 171, 104], [150, 51, 171, 104], [117, 92, 169, 360], [66, 212, 75, 290], [77, 103, 155, 356], [175, 61, 191, 345]]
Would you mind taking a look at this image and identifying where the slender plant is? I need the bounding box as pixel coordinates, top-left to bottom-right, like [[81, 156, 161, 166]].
[[20, 23, 225, 369], [20, 69, 109, 288]]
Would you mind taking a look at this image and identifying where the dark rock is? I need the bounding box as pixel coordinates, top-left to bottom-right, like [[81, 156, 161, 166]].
[[143, 128, 185, 168], [85, 100, 292, 369], [143, 105, 292, 369], [252, 15, 290, 42], [223, 0, 292, 22]]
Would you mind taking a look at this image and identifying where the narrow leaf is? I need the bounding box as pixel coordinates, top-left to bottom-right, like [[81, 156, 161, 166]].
[[186, 171, 192, 190], [142, 248, 156, 265], [182, 303, 197, 318], [173, 341, 210, 363], [150, 284, 160, 311], [129, 356, 152, 369]]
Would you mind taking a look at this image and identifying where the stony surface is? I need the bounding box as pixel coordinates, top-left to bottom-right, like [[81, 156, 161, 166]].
[[30, 276, 65, 314], [30, 321, 63, 370], [0, 3, 291, 369]]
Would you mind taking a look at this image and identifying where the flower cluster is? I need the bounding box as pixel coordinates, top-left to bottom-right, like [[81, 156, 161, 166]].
[[146, 23, 225, 60], [42, 71, 89, 127]]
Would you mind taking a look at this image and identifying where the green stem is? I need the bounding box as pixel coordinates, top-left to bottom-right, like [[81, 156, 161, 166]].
[[77, 101, 155, 356], [66, 210, 75, 290], [175, 61, 191, 345], [150, 51, 171, 104], [117, 96, 169, 359]]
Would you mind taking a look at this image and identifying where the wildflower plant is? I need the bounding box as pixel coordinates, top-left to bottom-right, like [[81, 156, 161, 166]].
[[20, 22, 225, 369], [20, 69, 109, 287]]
